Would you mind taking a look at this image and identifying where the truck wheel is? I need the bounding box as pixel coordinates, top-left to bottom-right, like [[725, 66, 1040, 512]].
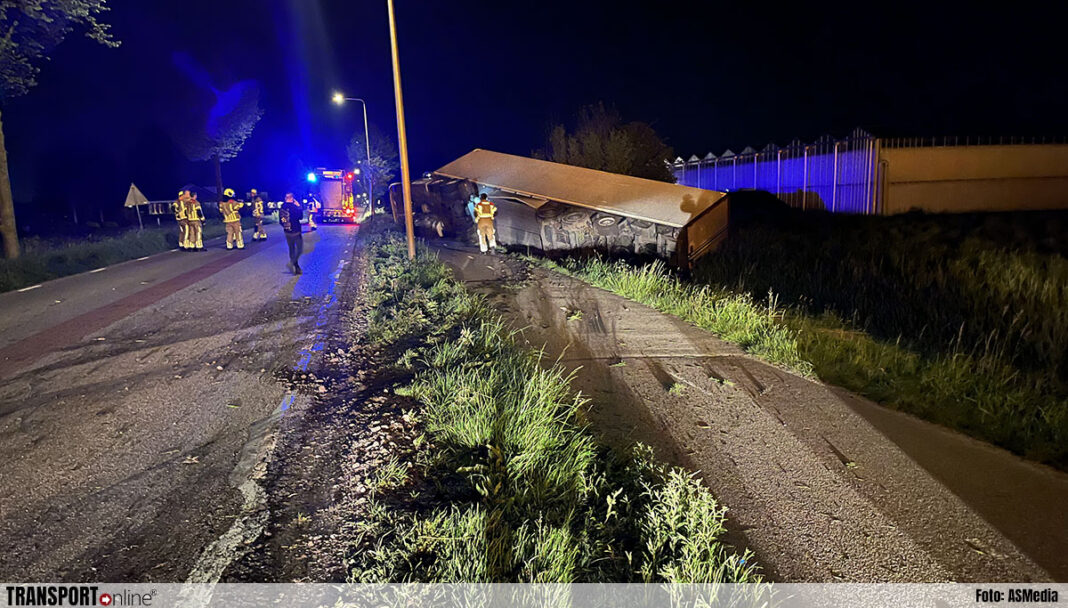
[[591, 212, 621, 236]]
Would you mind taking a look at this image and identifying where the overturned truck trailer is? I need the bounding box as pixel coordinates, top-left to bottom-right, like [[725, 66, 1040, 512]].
[[394, 149, 731, 268]]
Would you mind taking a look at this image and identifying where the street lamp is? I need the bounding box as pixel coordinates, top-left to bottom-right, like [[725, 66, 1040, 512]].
[[331, 92, 374, 216], [386, 0, 415, 259]]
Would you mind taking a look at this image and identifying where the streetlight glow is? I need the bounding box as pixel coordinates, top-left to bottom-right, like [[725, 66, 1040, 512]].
[[331, 92, 375, 216]]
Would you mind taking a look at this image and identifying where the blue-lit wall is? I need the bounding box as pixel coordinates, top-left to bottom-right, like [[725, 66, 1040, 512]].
[[674, 134, 879, 214]]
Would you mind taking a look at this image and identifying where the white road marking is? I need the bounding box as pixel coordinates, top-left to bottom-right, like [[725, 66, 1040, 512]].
[[89, 267, 108, 273], [16, 284, 41, 292], [136, 256, 151, 261]]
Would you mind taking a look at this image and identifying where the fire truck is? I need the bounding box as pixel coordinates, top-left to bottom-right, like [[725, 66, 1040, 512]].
[[305, 168, 361, 223]]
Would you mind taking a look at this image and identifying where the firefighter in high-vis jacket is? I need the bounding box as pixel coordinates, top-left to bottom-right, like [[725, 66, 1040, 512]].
[[172, 190, 189, 250], [184, 191, 205, 251], [220, 188, 245, 250], [474, 192, 498, 253], [305, 197, 319, 231], [251, 194, 267, 241]]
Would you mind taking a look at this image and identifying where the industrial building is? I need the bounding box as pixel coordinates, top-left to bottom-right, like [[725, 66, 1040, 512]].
[[672, 130, 1068, 215]]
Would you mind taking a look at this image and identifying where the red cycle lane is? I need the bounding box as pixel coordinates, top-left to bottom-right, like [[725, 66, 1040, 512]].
[[0, 247, 260, 379]]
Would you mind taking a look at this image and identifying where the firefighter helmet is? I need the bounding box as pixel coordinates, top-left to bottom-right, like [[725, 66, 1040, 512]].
[[223, 188, 235, 198]]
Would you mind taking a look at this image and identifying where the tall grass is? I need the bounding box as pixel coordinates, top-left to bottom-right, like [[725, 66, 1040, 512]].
[[524, 208, 1068, 467], [536, 256, 812, 376], [790, 312, 1066, 464], [697, 209, 1068, 379], [349, 236, 760, 583], [692, 207, 1068, 467], [0, 223, 227, 293]]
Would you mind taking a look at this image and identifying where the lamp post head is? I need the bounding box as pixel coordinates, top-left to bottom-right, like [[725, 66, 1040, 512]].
[[331, 92, 345, 105]]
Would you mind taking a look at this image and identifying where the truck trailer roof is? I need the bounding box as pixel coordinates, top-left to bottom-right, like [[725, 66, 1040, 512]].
[[434, 149, 727, 228]]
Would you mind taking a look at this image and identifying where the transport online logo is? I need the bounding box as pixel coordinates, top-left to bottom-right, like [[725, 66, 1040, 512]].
[[4, 586, 155, 607]]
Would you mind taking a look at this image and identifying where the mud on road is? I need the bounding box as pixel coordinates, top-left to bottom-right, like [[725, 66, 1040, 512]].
[[222, 239, 426, 582]]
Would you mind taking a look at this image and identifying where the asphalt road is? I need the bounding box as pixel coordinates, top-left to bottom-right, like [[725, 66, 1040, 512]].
[[0, 225, 358, 582]]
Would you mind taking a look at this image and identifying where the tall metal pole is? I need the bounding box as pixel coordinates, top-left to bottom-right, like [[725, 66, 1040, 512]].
[[361, 100, 373, 214], [387, 0, 415, 259], [335, 96, 375, 215], [348, 98, 373, 216]]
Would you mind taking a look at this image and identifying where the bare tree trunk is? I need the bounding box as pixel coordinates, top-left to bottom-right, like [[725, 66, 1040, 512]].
[[0, 108, 21, 259], [213, 154, 224, 202]]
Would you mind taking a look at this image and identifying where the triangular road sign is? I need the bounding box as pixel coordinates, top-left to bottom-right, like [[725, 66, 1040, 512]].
[[124, 183, 149, 208]]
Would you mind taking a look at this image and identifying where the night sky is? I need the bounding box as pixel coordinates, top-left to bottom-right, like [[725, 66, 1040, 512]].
[[4, 0, 1064, 220]]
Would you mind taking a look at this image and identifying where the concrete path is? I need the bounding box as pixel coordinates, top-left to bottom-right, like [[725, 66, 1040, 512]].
[[435, 242, 1067, 583]]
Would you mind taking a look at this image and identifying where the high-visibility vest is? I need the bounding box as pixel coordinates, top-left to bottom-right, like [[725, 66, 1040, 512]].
[[221, 200, 242, 223], [186, 201, 204, 222], [475, 201, 497, 219], [172, 200, 186, 220]]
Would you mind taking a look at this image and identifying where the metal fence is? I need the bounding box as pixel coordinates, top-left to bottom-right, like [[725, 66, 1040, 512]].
[[673, 128, 879, 214], [882, 135, 1068, 148], [674, 130, 1068, 214]]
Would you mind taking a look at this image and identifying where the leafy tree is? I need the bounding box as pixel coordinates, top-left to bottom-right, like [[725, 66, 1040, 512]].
[[0, 0, 119, 258], [347, 123, 398, 209], [176, 81, 263, 201], [536, 102, 676, 183]]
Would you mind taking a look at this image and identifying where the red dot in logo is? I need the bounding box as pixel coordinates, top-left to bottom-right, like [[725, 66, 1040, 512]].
[[100, 593, 113, 606]]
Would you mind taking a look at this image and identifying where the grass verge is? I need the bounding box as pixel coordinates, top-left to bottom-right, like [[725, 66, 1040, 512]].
[[788, 311, 1067, 466], [0, 223, 228, 293], [347, 236, 760, 583], [529, 255, 813, 377], [521, 207, 1068, 468], [695, 207, 1068, 468]]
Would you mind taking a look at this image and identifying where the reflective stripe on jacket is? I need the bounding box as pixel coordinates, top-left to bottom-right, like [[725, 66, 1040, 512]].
[[221, 201, 242, 223], [253, 201, 264, 217], [172, 200, 186, 220], [475, 201, 496, 219], [185, 202, 205, 222]]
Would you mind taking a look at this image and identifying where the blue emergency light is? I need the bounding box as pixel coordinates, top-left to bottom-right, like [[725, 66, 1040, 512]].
[[306, 172, 318, 183]]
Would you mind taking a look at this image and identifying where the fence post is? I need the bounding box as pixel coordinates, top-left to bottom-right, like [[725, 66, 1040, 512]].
[[831, 142, 839, 212], [861, 138, 869, 214], [870, 139, 881, 214], [776, 149, 782, 195]]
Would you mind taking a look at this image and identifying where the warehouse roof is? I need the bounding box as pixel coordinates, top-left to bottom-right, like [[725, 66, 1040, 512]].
[[434, 149, 727, 228]]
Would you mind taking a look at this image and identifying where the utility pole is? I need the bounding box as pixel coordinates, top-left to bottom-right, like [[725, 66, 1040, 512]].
[[387, 0, 415, 259], [358, 99, 373, 216], [331, 94, 374, 216]]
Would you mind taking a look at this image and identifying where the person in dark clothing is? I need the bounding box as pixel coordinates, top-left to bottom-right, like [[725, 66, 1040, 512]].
[[279, 192, 304, 275]]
